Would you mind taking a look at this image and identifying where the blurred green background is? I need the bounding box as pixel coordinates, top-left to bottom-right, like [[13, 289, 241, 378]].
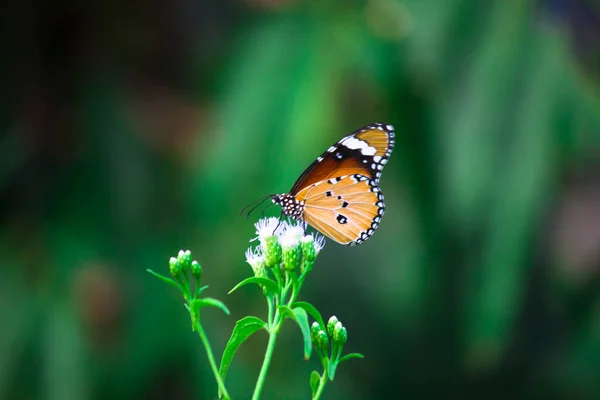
[[2, 0, 600, 398]]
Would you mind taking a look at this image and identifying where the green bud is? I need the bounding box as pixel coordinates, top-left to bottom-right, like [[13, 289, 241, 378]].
[[333, 321, 347, 345], [310, 321, 321, 340], [327, 316, 339, 337], [169, 256, 181, 277], [253, 264, 268, 279], [191, 260, 202, 280], [177, 249, 192, 272], [245, 247, 267, 279], [301, 235, 316, 263], [316, 330, 329, 352], [262, 236, 282, 268], [282, 245, 301, 272]]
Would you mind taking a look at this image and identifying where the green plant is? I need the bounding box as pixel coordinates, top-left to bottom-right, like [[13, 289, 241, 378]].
[[147, 217, 363, 399]]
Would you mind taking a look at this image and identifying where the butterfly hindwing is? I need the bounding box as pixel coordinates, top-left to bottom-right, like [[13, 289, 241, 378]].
[[289, 123, 394, 196], [295, 174, 384, 246]]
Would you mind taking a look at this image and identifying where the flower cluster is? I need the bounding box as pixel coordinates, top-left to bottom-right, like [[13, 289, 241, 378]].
[[310, 316, 353, 381], [169, 249, 203, 280], [245, 217, 325, 278]]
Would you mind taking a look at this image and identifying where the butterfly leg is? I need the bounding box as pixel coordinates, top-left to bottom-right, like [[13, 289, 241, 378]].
[[272, 211, 285, 235]]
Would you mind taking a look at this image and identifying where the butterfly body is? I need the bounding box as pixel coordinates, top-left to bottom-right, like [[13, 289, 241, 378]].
[[268, 122, 395, 246]]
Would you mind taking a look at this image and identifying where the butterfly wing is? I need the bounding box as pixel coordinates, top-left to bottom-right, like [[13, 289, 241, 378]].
[[289, 123, 395, 196], [295, 174, 385, 246]]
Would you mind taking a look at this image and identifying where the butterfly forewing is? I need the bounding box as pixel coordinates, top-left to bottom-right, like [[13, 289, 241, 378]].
[[289, 123, 394, 196], [296, 174, 384, 246]]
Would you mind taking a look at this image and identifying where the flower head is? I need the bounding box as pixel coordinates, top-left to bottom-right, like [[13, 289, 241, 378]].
[[280, 222, 303, 271], [333, 321, 347, 345], [191, 260, 203, 280], [252, 217, 286, 243], [282, 222, 305, 243], [251, 217, 284, 268], [313, 234, 326, 255], [177, 249, 192, 272], [169, 256, 181, 277], [327, 316, 339, 337], [245, 246, 267, 278]]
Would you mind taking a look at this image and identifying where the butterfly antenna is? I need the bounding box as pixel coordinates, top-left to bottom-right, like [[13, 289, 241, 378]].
[[240, 194, 274, 219], [260, 201, 275, 218]]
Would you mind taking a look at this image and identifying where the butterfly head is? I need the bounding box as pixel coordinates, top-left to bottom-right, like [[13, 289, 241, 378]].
[[272, 194, 305, 221]]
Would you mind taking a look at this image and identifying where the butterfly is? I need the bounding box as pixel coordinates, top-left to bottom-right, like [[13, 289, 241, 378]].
[[244, 122, 395, 246]]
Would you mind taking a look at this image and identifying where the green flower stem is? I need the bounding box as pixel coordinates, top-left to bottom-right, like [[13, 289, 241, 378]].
[[252, 325, 279, 400], [252, 282, 301, 400], [313, 367, 329, 400], [193, 318, 231, 400], [267, 295, 274, 326]]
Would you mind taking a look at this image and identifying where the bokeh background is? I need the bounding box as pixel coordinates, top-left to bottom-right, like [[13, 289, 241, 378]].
[[2, 0, 600, 399]]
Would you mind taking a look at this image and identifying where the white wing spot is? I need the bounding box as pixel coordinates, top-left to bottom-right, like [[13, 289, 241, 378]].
[[342, 138, 377, 156]]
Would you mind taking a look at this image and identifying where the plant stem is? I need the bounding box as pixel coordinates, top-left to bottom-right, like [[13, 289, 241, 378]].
[[195, 321, 231, 400], [313, 368, 328, 400], [251, 269, 304, 399], [252, 326, 279, 400]]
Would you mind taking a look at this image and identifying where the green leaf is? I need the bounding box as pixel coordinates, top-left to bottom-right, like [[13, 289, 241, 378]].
[[292, 301, 325, 330], [197, 285, 209, 295], [228, 277, 279, 296], [279, 306, 312, 360], [219, 316, 267, 395], [194, 297, 230, 315], [310, 371, 320, 399], [328, 361, 337, 381], [146, 269, 180, 289], [338, 353, 364, 364]]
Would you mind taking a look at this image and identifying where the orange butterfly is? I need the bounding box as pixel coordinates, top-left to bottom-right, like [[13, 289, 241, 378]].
[[247, 123, 394, 246]]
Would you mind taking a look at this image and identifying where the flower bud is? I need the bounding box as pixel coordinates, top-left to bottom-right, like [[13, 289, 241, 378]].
[[262, 235, 282, 268], [246, 247, 267, 278], [191, 260, 203, 280], [310, 321, 321, 340], [333, 321, 347, 345], [280, 227, 302, 272], [301, 235, 316, 263], [316, 329, 329, 352], [327, 316, 339, 337], [169, 256, 181, 277], [282, 245, 301, 272], [177, 249, 192, 272]]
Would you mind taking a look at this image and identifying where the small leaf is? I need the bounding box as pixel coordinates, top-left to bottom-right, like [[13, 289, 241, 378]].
[[292, 301, 325, 330], [146, 269, 180, 289], [228, 277, 278, 296], [328, 361, 337, 381], [195, 297, 230, 315], [279, 306, 312, 360], [197, 285, 209, 295], [219, 316, 267, 395], [338, 353, 364, 364], [310, 371, 320, 399]]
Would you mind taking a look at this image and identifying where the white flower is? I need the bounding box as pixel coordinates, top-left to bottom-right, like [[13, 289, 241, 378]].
[[313, 233, 326, 255], [285, 222, 305, 240], [279, 221, 304, 250], [245, 246, 265, 271], [279, 231, 300, 251], [251, 217, 287, 243]]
